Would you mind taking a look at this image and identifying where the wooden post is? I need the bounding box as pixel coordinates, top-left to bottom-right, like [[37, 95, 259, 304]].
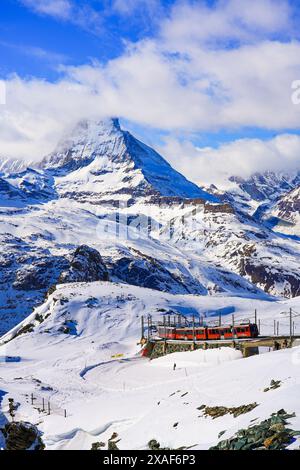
[[258, 319, 261, 335], [48, 401, 51, 416], [64, 409, 67, 418]]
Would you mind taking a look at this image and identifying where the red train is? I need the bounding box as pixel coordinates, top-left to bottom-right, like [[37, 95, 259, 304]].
[[157, 323, 259, 341]]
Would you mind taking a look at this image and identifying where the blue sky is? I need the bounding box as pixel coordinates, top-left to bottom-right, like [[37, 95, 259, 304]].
[[1, 0, 171, 79], [1, 0, 300, 183]]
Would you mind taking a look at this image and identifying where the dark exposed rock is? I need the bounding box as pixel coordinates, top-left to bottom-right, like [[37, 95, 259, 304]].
[[204, 203, 234, 214], [91, 441, 105, 450], [1, 421, 45, 450], [210, 410, 300, 451], [200, 403, 258, 419], [264, 379, 282, 392], [59, 245, 109, 284]]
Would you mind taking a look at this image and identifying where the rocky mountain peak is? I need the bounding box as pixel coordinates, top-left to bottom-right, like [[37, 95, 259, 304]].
[[39, 117, 217, 203]]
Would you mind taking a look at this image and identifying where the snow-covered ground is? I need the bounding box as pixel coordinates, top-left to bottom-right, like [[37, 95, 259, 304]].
[[1, 281, 300, 450]]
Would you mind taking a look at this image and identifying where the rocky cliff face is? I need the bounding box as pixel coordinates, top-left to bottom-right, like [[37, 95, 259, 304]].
[[59, 245, 109, 284]]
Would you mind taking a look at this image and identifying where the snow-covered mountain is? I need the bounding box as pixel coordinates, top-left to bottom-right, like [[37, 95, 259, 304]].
[[0, 156, 28, 175], [266, 186, 300, 236], [0, 118, 299, 336], [40, 119, 216, 205]]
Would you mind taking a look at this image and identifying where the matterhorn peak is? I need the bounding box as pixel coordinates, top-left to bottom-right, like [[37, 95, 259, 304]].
[[40, 117, 217, 203]]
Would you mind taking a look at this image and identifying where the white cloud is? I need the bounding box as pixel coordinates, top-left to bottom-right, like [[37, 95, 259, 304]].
[[21, 0, 73, 19], [159, 134, 300, 186], [20, 0, 103, 33], [161, 0, 293, 47]]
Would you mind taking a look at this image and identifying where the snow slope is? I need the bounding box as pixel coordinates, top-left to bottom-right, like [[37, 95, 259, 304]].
[[1, 281, 300, 450]]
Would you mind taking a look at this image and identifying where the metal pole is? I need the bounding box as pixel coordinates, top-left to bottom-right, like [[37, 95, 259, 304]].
[[48, 402, 51, 416], [259, 319, 261, 335], [232, 314, 235, 327], [219, 313, 222, 327], [290, 308, 293, 342], [31, 393, 34, 405], [141, 315, 144, 340], [147, 315, 150, 341], [42, 398, 45, 412], [255, 309, 257, 326], [64, 409, 67, 418], [274, 320, 276, 336], [277, 321, 279, 337], [192, 315, 195, 342]]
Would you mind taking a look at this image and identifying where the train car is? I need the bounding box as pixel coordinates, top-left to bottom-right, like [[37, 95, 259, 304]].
[[157, 323, 259, 341], [233, 323, 259, 339], [206, 326, 233, 340], [175, 328, 207, 341]]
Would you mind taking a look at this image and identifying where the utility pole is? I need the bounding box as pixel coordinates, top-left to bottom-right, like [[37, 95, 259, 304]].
[[192, 315, 195, 343], [141, 315, 144, 340], [147, 315, 150, 341]]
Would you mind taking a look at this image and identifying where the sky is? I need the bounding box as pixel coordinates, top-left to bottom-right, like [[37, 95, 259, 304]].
[[1, 0, 300, 185]]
